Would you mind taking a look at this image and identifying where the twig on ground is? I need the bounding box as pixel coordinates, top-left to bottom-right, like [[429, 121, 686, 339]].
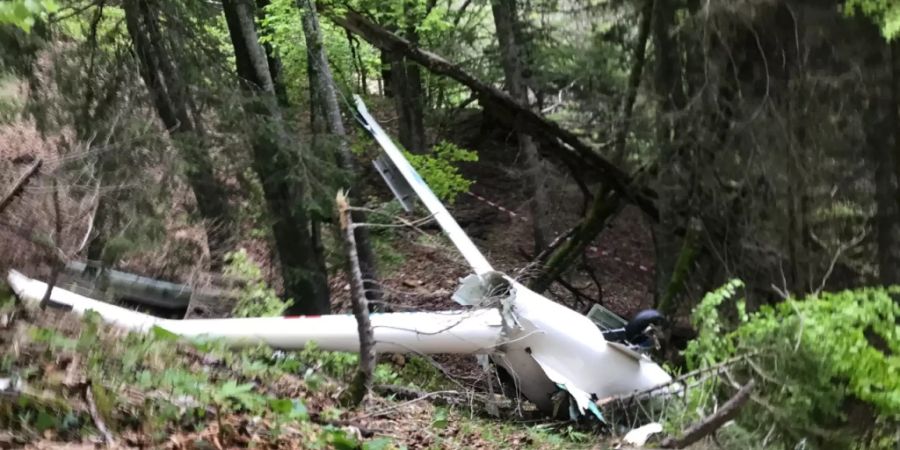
[[0, 158, 42, 216], [353, 390, 462, 420], [85, 381, 116, 447]]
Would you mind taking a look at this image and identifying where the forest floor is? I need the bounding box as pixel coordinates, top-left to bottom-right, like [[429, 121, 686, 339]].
[[0, 101, 666, 448]]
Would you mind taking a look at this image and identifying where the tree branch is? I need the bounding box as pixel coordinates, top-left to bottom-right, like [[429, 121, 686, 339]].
[[0, 158, 42, 217], [660, 379, 756, 449]]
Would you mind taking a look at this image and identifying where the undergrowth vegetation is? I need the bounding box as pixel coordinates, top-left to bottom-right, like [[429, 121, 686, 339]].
[[403, 141, 478, 204], [664, 281, 900, 450], [0, 287, 589, 449], [225, 248, 294, 318]]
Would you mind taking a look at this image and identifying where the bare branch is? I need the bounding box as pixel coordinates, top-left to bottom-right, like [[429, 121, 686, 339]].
[[0, 158, 42, 217], [660, 379, 756, 448], [85, 381, 116, 446]]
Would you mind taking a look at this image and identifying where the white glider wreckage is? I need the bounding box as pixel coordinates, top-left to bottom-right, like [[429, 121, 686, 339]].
[[7, 96, 673, 420]]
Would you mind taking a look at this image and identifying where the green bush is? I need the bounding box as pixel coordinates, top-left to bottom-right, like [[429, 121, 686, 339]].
[[404, 140, 477, 204], [680, 281, 900, 449], [224, 248, 292, 318]]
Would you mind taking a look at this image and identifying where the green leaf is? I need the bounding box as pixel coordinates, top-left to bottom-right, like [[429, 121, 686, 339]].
[[269, 398, 293, 414], [150, 326, 179, 342], [323, 427, 360, 450], [363, 437, 395, 450], [34, 410, 58, 432], [431, 407, 449, 429], [217, 380, 255, 398], [288, 399, 309, 420]]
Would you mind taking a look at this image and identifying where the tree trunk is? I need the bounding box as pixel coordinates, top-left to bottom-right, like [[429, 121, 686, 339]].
[[301, 0, 382, 304], [612, 0, 654, 164], [346, 30, 368, 94], [893, 41, 900, 246], [381, 50, 395, 97], [258, 0, 290, 108], [123, 0, 235, 269], [660, 380, 756, 449], [490, 0, 551, 253], [874, 39, 900, 286], [651, 0, 687, 306], [530, 189, 623, 292], [391, 55, 428, 154], [515, 1, 655, 290], [221, 0, 330, 315], [336, 192, 375, 406], [388, 2, 427, 154]]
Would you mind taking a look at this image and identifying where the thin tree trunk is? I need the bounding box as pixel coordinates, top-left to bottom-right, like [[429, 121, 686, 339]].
[[336, 192, 375, 406], [39, 179, 63, 309], [389, 2, 428, 154], [612, 0, 654, 164], [258, 0, 290, 108], [875, 39, 900, 286], [491, 0, 551, 253], [222, 0, 330, 314], [526, 0, 653, 278], [381, 50, 395, 97], [660, 380, 756, 449], [530, 189, 622, 293], [391, 56, 428, 154], [651, 0, 687, 306], [123, 0, 235, 269], [301, 0, 382, 304], [346, 30, 367, 93], [887, 39, 900, 286], [893, 41, 900, 241]]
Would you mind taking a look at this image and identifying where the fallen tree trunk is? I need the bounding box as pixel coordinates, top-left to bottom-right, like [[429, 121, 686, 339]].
[[322, 8, 658, 221], [64, 261, 192, 310], [660, 379, 757, 448]]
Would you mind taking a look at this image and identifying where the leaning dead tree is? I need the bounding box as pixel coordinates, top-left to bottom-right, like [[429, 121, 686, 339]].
[[336, 191, 376, 406], [323, 6, 665, 294], [322, 7, 658, 222]]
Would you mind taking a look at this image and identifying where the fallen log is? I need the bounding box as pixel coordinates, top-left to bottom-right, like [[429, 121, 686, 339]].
[[64, 261, 192, 310], [660, 379, 757, 448], [323, 8, 658, 221]]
